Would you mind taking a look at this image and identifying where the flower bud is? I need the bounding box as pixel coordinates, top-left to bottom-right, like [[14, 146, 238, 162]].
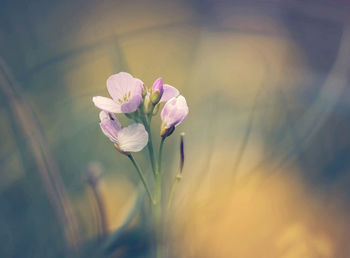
[[152, 103, 160, 116], [142, 83, 148, 97], [151, 78, 163, 104], [143, 95, 153, 114], [160, 95, 189, 132]]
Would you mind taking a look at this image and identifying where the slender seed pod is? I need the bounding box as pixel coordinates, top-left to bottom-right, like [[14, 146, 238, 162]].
[[180, 132, 185, 173]]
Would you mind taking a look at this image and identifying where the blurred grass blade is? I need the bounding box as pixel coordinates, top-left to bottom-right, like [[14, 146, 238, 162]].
[[0, 57, 81, 250]]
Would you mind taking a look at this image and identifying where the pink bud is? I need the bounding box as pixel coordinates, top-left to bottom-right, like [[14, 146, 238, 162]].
[[152, 77, 164, 94], [160, 95, 189, 129]]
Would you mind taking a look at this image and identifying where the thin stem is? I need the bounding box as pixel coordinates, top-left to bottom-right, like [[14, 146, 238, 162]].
[[153, 136, 165, 258], [127, 154, 155, 204], [157, 137, 165, 176], [149, 145, 156, 174], [166, 132, 185, 217], [144, 117, 156, 177], [153, 175, 162, 258], [166, 174, 182, 218]]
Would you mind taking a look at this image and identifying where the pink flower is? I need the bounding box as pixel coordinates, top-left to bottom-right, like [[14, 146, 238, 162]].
[[99, 111, 148, 152], [160, 95, 188, 136], [93, 72, 143, 113]]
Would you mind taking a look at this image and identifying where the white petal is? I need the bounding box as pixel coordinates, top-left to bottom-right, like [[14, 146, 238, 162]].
[[117, 124, 148, 152], [93, 96, 122, 113], [173, 95, 189, 126], [106, 72, 132, 100], [176, 95, 188, 110]]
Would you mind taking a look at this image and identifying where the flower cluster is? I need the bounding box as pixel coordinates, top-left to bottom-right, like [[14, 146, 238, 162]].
[[92, 72, 188, 256], [92, 72, 188, 153]]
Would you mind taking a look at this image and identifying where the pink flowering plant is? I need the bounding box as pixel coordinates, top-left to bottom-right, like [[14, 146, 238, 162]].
[[92, 72, 188, 257]]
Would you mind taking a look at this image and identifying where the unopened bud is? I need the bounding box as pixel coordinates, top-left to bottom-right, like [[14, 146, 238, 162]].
[[151, 78, 163, 104], [142, 84, 148, 97], [152, 103, 160, 116], [151, 91, 161, 104], [143, 95, 153, 114]]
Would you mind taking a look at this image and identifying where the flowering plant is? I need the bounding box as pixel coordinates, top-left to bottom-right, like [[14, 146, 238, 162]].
[[92, 72, 188, 257]]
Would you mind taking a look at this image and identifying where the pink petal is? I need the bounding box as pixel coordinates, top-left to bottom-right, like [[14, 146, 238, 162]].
[[93, 96, 122, 113], [107, 72, 143, 101], [160, 84, 179, 103], [121, 95, 142, 113], [161, 95, 189, 128], [100, 120, 120, 143], [106, 72, 133, 100], [99, 111, 121, 130]]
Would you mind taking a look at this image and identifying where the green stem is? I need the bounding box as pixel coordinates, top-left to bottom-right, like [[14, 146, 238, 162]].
[[127, 154, 155, 205], [153, 137, 163, 216], [147, 133, 156, 177], [153, 189, 162, 258], [152, 136, 166, 258], [153, 176, 162, 258], [157, 137, 165, 176], [143, 116, 156, 177], [166, 174, 182, 219]]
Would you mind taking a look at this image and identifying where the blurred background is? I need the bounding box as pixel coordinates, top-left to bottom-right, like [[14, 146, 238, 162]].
[[1, 0, 350, 257]]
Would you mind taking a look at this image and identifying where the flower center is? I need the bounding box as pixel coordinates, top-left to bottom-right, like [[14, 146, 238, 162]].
[[118, 91, 131, 104]]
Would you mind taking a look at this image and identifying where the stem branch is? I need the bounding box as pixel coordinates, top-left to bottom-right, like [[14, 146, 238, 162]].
[[127, 154, 155, 204], [157, 137, 165, 176], [144, 117, 156, 177]]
